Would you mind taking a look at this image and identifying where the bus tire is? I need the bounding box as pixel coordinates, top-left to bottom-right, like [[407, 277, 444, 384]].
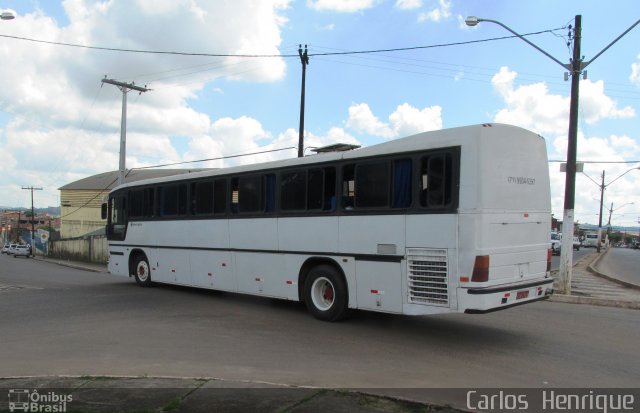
[[133, 254, 152, 287], [303, 265, 348, 322]]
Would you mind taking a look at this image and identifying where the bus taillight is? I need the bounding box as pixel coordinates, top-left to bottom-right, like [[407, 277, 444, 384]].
[[547, 248, 552, 272], [471, 255, 490, 282]]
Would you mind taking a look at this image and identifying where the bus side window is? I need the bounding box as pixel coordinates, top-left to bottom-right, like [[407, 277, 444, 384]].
[[421, 154, 451, 208], [323, 167, 336, 211], [177, 183, 188, 215], [163, 185, 178, 216], [144, 187, 155, 217], [237, 175, 261, 213], [129, 190, 143, 218], [355, 161, 390, 208], [307, 169, 323, 210], [213, 179, 227, 214], [264, 174, 276, 213], [193, 181, 214, 215], [231, 178, 239, 214], [342, 164, 355, 209], [156, 186, 165, 217], [281, 170, 307, 211]]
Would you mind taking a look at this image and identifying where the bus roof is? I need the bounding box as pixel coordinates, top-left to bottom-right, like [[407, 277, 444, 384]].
[[111, 123, 543, 192]]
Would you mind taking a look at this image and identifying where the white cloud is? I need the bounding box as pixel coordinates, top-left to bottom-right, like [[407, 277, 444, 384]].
[[418, 0, 451, 22], [395, 0, 423, 10], [389, 103, 442, 136], [631, 54, 640, 86], [491, 67, 635, 136], [346, 103, 394, 138], [307, 0, 377, 13], [491, 66, 640, 225], [346, 102, 442, 139], [0, 0, 291, 206]]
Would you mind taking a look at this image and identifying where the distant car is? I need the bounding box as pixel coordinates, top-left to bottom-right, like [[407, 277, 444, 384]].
[[12, 245, 31, 258], [550, 233, 562, 255], [1, 244, 10, 254], [7, 244, 18, 255], [573, 236, 581, 251], [550, 234, 580, 255], [583, 233, 599, 248]]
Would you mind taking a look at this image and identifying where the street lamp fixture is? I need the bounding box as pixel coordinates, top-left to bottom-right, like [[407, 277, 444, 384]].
[[1, 10, 16, 20]]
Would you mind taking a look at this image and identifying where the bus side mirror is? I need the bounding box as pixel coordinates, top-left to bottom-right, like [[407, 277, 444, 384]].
[[101, 203, 107, 220]]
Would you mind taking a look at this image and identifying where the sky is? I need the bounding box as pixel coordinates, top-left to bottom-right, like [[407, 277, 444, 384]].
[[0, 0, 639, 228]]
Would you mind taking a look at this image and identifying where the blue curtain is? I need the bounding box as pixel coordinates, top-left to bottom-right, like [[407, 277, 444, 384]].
[[265, 174, 276, 212], [393, 159, 412, 208]]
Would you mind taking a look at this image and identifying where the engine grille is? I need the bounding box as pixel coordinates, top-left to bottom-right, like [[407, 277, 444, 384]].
[[406, 248, 449, 306]]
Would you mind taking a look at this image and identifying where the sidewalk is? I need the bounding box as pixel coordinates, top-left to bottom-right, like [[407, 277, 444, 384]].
[[0, 376, 466, 413], [550, 249, 640, 309]]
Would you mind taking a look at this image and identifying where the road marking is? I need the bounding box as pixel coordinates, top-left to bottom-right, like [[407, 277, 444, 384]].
[[0, 284, 43, 292]]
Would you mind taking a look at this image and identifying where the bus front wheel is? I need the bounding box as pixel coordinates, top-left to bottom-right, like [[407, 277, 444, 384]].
[[303, 265, 348, 322], [133, 255, 152, 287]]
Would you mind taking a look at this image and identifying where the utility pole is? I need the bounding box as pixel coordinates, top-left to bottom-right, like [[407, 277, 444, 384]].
[[16, 211, 21, 243], [597, 170, 605, 253], [558, 15, 582, 294], [298, 44, 309, 158], [101, 77, 150, 185], [465, 15, 639, 295], [22, 186, 43, 256]]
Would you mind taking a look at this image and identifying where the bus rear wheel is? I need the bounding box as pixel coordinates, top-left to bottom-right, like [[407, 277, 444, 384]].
[[133, 255, 152, 287], [303, 265, 348, 322]]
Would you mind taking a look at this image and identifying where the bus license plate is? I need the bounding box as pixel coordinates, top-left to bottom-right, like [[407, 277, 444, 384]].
[[516, 290, 529, 300]]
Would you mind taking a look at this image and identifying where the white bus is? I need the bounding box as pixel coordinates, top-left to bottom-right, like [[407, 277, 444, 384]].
[[103, 123, 554, 321]]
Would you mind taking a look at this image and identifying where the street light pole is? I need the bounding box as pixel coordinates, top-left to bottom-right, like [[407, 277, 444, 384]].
[[558, 15, 582, 294], [597, 171, 605, 253], [465, 15, 640, 294]]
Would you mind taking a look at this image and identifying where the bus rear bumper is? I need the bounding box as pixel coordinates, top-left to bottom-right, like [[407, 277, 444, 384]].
[[459, 278, 554, 314]]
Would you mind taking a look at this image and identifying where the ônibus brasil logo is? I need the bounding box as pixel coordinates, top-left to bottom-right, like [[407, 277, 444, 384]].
[[8, 389, 72, 412]]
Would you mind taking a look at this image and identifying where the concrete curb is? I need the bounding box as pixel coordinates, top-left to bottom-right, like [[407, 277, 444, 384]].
[[549, 293, 640, 310], [33, 256, 108, 273], [549, 251, 640, 310], [587, 248, 640, 291]]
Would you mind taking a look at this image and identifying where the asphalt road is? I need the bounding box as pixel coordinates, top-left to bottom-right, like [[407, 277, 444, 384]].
[[1, 254, 638, 405], [595, 247, 640, 287], [550, 247, 590, 270]]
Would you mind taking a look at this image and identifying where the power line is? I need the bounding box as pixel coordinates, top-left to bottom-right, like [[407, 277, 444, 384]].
[[134, 146, 297, 169], [59, 146, 299, 219], [0, 27, 566, 59]]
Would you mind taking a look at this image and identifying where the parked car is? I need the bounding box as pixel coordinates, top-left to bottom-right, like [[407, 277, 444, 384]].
[[550, 234, 581, 255], [1, 244, 10, 254], [7, 244, 18, 255], [12, 245, 31, 258], [550, 233, 562, 255]]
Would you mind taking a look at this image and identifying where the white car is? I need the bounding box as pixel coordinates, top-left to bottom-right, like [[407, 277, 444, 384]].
[[1, 244, 10, 254], [573, 236, 581, 251], [550, 233, 562, 255], [12, 245, 31, 258], [6, 244, 18, 255]]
